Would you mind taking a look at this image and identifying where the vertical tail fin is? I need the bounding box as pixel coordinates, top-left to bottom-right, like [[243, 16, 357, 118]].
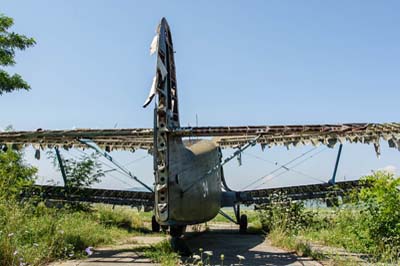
[[144, 18, 180, 222], [143, 18, 180, 128]]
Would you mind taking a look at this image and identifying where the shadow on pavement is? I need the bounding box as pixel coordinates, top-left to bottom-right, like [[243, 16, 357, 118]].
[[183, 229, 320, 266]]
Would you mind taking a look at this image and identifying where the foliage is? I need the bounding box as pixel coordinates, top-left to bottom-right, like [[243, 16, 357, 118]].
[[133, 240, 179, 266], [48, 151, 104, 188], [0, 14, 35, 95], [257, 192, 313, 234], [0, 201, 139, 266], [357, 171, 400, 260], [267, 171, 400, 263], [0, 148, 37, 200], [0, 148, 146, 265], [268, 228, 317, 258], [96, 205, 146, 231]]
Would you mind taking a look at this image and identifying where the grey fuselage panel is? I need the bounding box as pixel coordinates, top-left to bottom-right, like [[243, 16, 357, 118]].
[[161, 138, 222, 226]]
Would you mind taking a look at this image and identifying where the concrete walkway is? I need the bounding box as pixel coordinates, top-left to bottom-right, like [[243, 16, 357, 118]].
[[49, 228, 321, 266], [50, 236, 164, 266], [185, 229, 322, 266]]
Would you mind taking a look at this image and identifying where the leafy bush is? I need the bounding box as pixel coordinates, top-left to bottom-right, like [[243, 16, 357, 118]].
[[0, 148, 37, 200], [281, 171, 400, 263], [0, 149, 145, 265], [47, 151, 103, 188], [257, 192, 313, 233], [357, 171, 400, 260]]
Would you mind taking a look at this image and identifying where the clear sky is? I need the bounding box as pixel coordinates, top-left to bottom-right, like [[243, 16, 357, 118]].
[[1, 1, 399, 190]]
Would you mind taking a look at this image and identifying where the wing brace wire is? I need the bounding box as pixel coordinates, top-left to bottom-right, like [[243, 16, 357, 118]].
[[181, 135, 261, 195], [79, 139, 153, 192]]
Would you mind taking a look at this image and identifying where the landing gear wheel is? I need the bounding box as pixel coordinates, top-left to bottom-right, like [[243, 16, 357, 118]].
[[239, 214, 248, 234], [151, 215, 160, 233], [170, 225, 185, 238], [169, 226, 191, 256], [161, 225, 168, 233]]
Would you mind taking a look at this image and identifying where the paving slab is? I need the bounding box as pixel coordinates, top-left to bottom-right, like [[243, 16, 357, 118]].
[[50, 229, 322, 266], [185, 229, 322, 266]]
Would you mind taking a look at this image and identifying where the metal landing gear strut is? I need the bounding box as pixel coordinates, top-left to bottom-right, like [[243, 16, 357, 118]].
[[151, 216, 191, 256], [151, 215, 169, 233], [234, 204, 248, 234], [170, 225, 191, 256], [151, 215, 160, 233], [219, 204, 248, 234]]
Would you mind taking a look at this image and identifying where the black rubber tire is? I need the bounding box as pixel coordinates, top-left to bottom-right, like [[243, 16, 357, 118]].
[[239, 214, 248, 234], [170, 225, 185, 238], [161, 225, 168, 233], [151, 215, 160, 233]]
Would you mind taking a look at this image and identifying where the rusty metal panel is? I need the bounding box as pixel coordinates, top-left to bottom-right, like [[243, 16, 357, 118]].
[[174, 123, 400, 155], [22, 185, 154, 207], [242, 180, 362, 204], [0, 128, 154, 151]]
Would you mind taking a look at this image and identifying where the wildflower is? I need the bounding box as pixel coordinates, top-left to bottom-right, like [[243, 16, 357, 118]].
[[220, 254, 225, 266], [85, 247, 93, 256], [33, 243, 39, 247], [19, 262, 27, 266], [8, 232, 14, 237], [59, 230, 64, 235], [204, 251, 213, 256], [236, 255, 245, 260], [237, 254, 245, 265], [13, 250, 18, 256], [192, 254, 201, 261], [199, 248, 203, 253]]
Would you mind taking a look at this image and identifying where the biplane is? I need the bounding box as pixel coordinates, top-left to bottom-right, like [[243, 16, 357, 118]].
[[1, 18, 400, 241]]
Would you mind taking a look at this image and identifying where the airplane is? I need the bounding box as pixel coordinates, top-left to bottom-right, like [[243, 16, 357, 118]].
[[1, 18, 400, 247]]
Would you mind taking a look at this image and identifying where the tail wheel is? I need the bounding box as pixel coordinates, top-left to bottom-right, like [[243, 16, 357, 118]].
[[170, 225, 186, 238], [239, 214, 248, 234], [161, 225, 168, 233], [151, 215, 160, 233]]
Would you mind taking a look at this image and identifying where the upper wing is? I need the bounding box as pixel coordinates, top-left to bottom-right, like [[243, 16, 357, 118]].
[[0, 128, 154, 151], [2, 123, 400, 156], [174, 123, 400, 156]]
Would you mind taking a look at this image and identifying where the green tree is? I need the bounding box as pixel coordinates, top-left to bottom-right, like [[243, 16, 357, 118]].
[[358, 171, 400, 260], [0, 14, 35, 95], [48, 151, 104, 188], [0, 148, 37, 200]]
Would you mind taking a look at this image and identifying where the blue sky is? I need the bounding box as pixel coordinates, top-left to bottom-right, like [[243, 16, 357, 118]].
[[1, 1, 399, 190]]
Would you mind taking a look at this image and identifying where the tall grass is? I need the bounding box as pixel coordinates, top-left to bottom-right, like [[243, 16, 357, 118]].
[[258, 171, 400, 264], [0, 148, 149, 265], [96, 205, 146, 231], [134, 240, 179, 266], [0, 201, 146, 266]]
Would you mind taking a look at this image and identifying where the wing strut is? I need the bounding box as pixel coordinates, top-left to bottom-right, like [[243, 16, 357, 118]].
[[222, 135, 261, 166], [79, 139, 153, 192], [54, 147, 68, 187], [329, 144, 343, 185]]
